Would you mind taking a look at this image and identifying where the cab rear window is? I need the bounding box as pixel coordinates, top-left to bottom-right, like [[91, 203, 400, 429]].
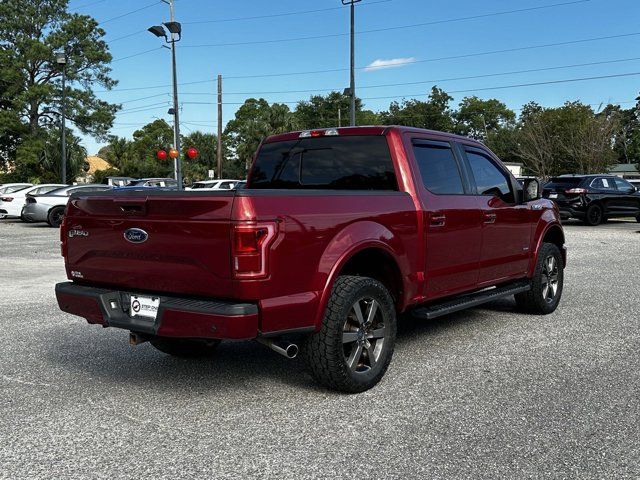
[[249, 136, 397, 190], [546, 177, 583, 188]]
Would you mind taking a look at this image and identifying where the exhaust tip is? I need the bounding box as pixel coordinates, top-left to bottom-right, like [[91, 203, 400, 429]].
[[285, 344, 299, 359]]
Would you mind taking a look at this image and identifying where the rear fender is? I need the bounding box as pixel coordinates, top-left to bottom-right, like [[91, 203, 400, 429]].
[[313, 221, 410, 330]]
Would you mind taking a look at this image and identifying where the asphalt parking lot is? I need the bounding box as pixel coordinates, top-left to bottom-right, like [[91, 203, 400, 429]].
[[0, 218, 638, 479]]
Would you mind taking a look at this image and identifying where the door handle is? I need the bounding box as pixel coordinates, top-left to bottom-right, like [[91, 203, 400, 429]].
[[483, 212, 497, 224], [430, 212, 446, 227]]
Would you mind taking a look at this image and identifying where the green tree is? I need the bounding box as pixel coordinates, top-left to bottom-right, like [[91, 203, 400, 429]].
[[517, 102, 618, 178], [98, 120, 174, 179], [0, 0, 118, 137], [380, 86, 454, 131], [455, 96, 516, 140], [11, 128, 86, 182], [603, 98, 640, 166], [181, 131, 235, 182], [224, 98, 296, 172], [294, 91, 379, 129]]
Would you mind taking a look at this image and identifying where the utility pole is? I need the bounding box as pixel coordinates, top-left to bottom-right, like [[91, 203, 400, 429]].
[[150, 1, 183, 188], [168, 0, 182, 189], [55, 51, 67, 183], [217, 74, 222, 180], [342, 0, 361, 126]]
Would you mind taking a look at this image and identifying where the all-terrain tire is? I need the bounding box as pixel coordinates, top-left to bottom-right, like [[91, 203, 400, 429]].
[[515, 242, 564, 315], [302, 275, 397, 393], [150, 338, 221, 358]]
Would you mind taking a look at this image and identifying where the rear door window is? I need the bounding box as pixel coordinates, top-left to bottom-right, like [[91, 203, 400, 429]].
[[590, 177, 615, 191], [412, 141, 465, 195], [250, 136, 397, 190]]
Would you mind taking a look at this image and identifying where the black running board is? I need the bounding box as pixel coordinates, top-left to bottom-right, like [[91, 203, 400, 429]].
[[411, 280, 531, 320]]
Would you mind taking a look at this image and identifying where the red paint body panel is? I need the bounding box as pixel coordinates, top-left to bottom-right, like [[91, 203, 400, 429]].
[[157, 310, 258, 340], [57, 126, 565, 340], [57, 291, 105, 325]]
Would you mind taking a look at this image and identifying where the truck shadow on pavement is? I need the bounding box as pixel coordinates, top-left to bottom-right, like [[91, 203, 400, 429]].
[[44, 298, 518, 394]]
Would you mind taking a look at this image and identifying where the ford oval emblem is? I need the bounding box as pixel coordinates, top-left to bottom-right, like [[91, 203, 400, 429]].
[[124, 228, 148, 244]]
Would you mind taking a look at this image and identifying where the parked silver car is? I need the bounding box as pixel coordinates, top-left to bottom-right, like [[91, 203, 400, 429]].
[[22, 184, 111, 227]]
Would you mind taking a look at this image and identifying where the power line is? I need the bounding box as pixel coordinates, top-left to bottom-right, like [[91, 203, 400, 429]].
[[70, 0, 108, 11], [183, 0, 392, 24], [181, 0, 592, 48], [112, 47, 163, 63], [176, 71, 640, 106], [157, 57, 640, 97], [118, 102, 170, 114], [106, 31, 640, 88], [100, 1, 161, 25], [105, 0, 392, 44], [224, 31, 640, 79], [108, 2, 601, 63]]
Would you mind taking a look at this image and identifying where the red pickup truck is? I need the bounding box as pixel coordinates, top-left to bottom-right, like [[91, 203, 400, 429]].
[[56, 126, 566, 392]]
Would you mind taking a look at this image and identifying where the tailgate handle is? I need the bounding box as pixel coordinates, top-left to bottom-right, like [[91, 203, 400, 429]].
[[114, 199, 147, 215]]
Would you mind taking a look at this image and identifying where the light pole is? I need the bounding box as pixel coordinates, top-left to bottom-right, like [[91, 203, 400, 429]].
[[55, 51, 67, 184], [149, 2, 183, 190], [342, 0, 361, 126]]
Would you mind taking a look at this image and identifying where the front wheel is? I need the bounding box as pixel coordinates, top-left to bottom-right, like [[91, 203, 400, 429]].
[[47, 206, 65, 227], [150, 338, 221, 358], [302, 275, 397, 393], [515, 243, 564, 314], [585, 204, 603, 226]]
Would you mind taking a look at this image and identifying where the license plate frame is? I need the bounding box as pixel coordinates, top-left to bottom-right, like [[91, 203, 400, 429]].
[[129, 295, 160, 320], [549, 193, 558, 199]]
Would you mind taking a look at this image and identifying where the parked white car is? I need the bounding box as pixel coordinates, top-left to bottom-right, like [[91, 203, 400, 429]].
[[186, 179, 246, 191], [22, 184, 111, 227], [0, 184, 66, 220], [0, 183, 32, 195]]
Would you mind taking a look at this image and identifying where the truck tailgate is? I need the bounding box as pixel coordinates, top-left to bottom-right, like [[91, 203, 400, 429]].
[[63, 193, 236, 298]]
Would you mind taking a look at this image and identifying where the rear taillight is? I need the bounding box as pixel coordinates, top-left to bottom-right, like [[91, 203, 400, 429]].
[[1, 197, 13, 202], [565, 188, 587, 194], [232, 222, 277, 279], [60, 217, 68, 257]]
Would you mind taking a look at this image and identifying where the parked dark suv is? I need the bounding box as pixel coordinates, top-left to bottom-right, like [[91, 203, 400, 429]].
[[543, 174, 640, 225]]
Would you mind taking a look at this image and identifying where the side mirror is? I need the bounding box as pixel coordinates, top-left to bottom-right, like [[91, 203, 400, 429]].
[[523, 178, 541, 202]]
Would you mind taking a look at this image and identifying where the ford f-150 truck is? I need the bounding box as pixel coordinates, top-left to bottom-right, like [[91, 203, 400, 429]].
[[55, 126, 566, 392]]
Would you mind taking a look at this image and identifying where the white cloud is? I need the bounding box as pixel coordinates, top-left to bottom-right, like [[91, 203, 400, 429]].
[[364, 57, 416, 72]]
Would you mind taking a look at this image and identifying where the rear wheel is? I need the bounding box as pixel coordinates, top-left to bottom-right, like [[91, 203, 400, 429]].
[[515, 243, 564, 314], [585, 204, 603, 226], [302, 275, 397, 393], [47, 206, 65, 227], [150, 338, 221, 358]]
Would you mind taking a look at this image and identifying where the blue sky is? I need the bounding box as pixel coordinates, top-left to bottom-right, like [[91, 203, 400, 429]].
[[69, 0, 640, 154]]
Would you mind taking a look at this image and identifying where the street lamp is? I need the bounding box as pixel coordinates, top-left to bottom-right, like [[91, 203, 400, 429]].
[[148, 3, 184, 189], [55, 51, 67, 184], [342, 0, 361, 126]]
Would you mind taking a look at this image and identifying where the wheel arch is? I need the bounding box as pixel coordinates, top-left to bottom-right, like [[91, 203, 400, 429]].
[[313, 221, 411, 329], [530, 222, 566, 273]]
